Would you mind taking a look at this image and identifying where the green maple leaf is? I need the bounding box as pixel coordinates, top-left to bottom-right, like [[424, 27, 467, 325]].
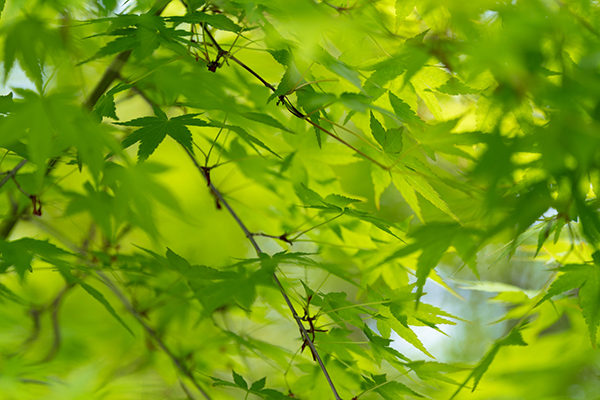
[[118, 107, 203, 161], [0, 238, 72, 281], [536, 259, 600, 347], [167, 11, 242, 32], [450, 325, 528, 399], [370, 112, 403, 154], [388, 91, 424, 127], [580, 266, 600, 347], [3, 15, 60, 85], [232, 370, 248, 390]]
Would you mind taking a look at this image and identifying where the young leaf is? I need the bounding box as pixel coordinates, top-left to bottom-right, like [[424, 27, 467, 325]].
[[377, 380, 424, 400], [392, 173, 423, 222], [535, 264, 588, 307], [316, 46, 362, 90], [267, 62, 303, 103], [0, 238, 71, 280], [389, 91, 425, 127], [370, 111, 387, 149], [369, 111, 404, 153], [379, 307, 434, 358], [451, 325, 527, 399], [372, 165, 391, 209], [395, 0, 417, 28]]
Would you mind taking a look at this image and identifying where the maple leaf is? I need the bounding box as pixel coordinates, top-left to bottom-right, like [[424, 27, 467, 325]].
[[117, 107, 206, 161]]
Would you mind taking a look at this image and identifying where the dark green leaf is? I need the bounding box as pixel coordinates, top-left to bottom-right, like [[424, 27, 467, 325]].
[[250, 377, 266, 391], [168, 12, 242, 32], [232, 370, 248, 390], [119, 108, 197, 161]]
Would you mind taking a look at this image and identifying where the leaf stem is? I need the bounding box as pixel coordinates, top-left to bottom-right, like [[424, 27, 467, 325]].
[[205, 114, 229, 168], [319, 116, 382, 152], [305, 118, 389, 169], [289, 212, 344, 241], [317, 300, 389, 316]]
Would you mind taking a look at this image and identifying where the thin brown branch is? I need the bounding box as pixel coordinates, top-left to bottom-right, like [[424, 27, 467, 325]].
[[183, 147, 343, 400], [84, 51, 133, 110], [229, 55, 277, 91], [96, 270, 213, 400], [227, 52, 389, 170], [289, 212, 344, 242], [125, 34, 344, 399], [39, 283, 74, 363], [0, 159, 27, 190], [83, 0, 173, 110]]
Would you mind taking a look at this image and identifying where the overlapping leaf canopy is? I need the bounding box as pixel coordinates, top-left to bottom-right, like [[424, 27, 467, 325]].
[[1, 0, 600, 399]]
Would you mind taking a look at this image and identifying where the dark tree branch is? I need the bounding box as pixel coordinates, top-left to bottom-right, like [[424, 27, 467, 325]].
[[0, 159, 27, 190], [229, 55, 276, 91], [183, 147, 343, 400], [113, 27, 344, 399], [0, 160, 29, 239], [84, 50, 133, 111], [0, 0, 173, 239], [39, 283, 74, 363], [83, 0, 173, 110], [96, 270, 213, 400]]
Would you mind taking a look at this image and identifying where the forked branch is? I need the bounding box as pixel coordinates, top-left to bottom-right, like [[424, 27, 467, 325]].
[[183, 147, 343, 400], [96, 270, 213, 400]]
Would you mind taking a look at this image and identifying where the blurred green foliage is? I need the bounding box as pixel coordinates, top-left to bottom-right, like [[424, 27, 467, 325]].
[[1, 0, 600, 398]]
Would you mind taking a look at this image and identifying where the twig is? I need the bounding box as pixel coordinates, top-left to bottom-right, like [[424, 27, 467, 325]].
[[123, 27, 344, 399], [289, 212, 344, 241], [84, 51, 133, 111], [183, 147, 343, 400], [0, 159, 27, 191], [229, 55, 276, 91], [83, 0, 173, 110], [227, 54, 389, 169], [180, 378, 197, 400], [0, 0, 173, 240], [96, 270, 213, 400], [39, 284, 74, 363]]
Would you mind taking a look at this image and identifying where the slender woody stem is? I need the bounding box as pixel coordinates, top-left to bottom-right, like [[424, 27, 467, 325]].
[[289, 212, 344, 242], [183, 147, 343, 400], [96, 270, 213, 400], [230, 56, 276, 91], [0, 159, 27, 191], [228, 51, 389, 170], [84, 0, 172, 110]]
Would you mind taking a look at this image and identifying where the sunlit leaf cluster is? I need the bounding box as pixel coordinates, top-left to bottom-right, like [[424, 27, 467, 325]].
[[1, 0, 600, 399]]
